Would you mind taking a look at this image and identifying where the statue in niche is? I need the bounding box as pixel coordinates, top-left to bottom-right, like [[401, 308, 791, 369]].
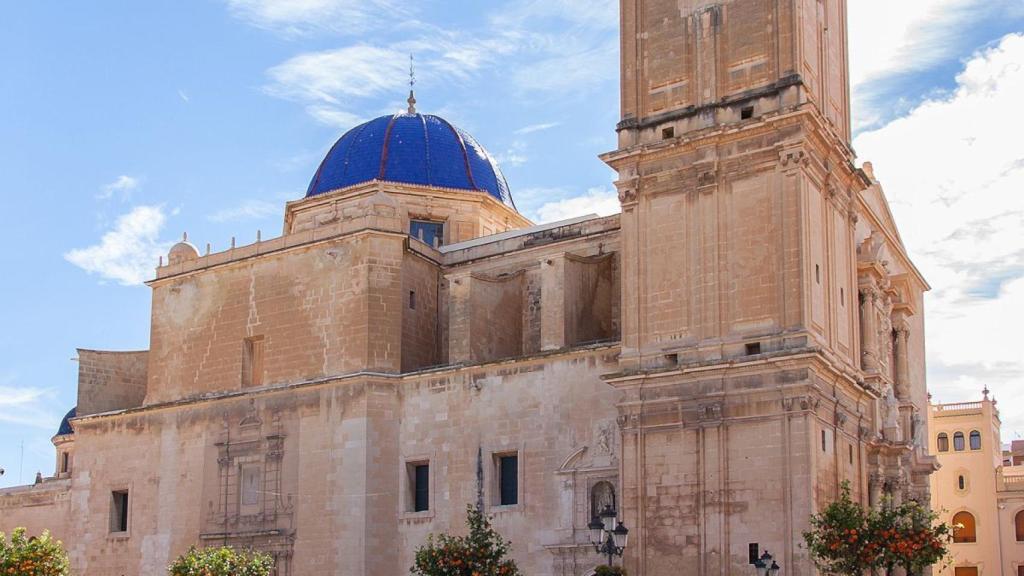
[[910, 412, 924, 448], [882, 385, 901, 441], [596, 422, 614, 456], [590, 481, 616, 519]]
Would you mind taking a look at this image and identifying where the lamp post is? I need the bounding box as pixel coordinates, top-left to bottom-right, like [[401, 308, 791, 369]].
[[588, 504, 629, 569], [754, 550, 781, 576]]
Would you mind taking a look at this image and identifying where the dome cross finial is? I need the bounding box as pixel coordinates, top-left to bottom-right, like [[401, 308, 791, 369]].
[[406, 54, 418, 114]]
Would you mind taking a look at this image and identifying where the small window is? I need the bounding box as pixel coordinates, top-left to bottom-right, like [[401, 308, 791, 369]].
[[954, 431, 966, 451], [840, 288, 845, 306], [848, 444, 854, 465], [662, 127, 675, 140], [937, 433, 949, 452], [61, 452, 69, 474], [745, 342, 761, 356], [952, 511, 977, 543], [496, 453, 518, 506], [410, 220, 444, 248], [409, 463, 429, 512], [741, 106, 754, 120], [242, 336, 265, 388], [1015, 509, 1024, 542], [958, 475, 966, 491], [821, 430, 827, 452], [409, 290, 417, 310], [969, 430, 981, 450], [815, 264, 821, 284], [110, 490, 129, 533]]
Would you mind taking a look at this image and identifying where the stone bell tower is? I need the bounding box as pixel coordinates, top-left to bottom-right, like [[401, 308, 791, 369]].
[[600, 1, 905, 575]]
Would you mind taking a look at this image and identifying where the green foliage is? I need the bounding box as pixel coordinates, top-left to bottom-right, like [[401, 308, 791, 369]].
[[167, 546, 274, 576], [594, 566, 627, 576], [411, 505, 523, 576], [803, 482, 952, 576], [0, 527, 70, 576]]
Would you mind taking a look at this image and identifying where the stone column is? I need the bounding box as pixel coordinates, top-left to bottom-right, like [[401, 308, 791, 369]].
[[893, 318, 911, 400], [869, 473, 884, 508], [859, 286, 879, 371], [539, 254, 567, 351]]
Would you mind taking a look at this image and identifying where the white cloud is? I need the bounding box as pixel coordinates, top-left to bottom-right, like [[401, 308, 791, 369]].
[[65, 205, 171, 286], [207, 199, 279, 223], [225, 0, 404, 36], [178, 89, 190, 103], [515, 122, 560, 135], [847, 0, 1022, 131], [854, 33, 1024, 432], [494, 141, 528, 168], [0, 384, 60, 430], [532, 186, 620, 223], [97, 175, 139, 201]]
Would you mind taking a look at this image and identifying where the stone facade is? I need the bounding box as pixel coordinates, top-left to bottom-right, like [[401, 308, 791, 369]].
[[0, 1, 936, 575], [928, 394, 1024, 576]]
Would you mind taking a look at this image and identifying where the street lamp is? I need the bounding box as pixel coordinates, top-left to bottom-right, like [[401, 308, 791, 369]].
[[754, 550, 780, 576], [588, 504, 629, 568]]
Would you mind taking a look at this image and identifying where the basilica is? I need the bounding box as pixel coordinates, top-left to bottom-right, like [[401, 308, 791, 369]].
[[0, 0, 936, 574]]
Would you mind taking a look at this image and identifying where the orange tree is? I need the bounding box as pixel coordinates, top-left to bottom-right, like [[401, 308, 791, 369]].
[[411, 505, 523, 576], [803, 483, 871, 576], [871, 500, 951, 576], [0, 527, 70, 576], [804, 482, 951, 576], [168, 545, 274, 576]]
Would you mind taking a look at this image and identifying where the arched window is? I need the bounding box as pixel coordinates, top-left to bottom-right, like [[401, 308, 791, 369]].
[[954, 432, 966, 451], [938, 433, 950, 452], [1015, 510, 1024, 542], [969, 430, 981, 450], [958, 475, 966, 491], [952, 511, 977, 543]]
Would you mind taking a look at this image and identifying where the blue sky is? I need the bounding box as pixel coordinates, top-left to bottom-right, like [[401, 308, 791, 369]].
[[1, 1, 1022, 487]]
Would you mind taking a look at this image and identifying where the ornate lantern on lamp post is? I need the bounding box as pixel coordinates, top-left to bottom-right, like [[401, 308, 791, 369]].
[[754, 550, 781, 576], [588, 504, 629, 569]]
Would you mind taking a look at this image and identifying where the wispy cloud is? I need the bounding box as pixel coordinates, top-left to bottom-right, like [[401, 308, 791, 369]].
[[848, 0, 1022, 131], [493, 141, 528, 168], [514, 122, 560, 135], [224, 0, 407, 37], [528, 186, 620, 223], [65, 205, 172, 286], [97, 175, 139, 201], [0, 380, 61, 430], [207, 199, 279, 223], [178, 89, 190, 103], [854, 33, 1024, 431]]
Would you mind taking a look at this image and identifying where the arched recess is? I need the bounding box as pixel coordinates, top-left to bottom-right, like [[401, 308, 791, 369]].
[[952, 510, 977, 543], [590, 481, 616, 519]]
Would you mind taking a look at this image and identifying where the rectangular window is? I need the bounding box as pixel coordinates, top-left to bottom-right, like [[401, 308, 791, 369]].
[[954, 568, 978, 576], [242, 336, 265, 388], [411, 463, 429, 512], [848, 444, 854, 465], [661, 127, 675, 139], [61, 452, 69, 474], [816, 264, 821, 284], [110, 490, 129, 533], [745, 342, 761, 356], [821, 430, 827, 452], [409, 290, 417, 310], [410, 220, 444, 248], [497, 454, 518, 506], [240, 465, 261, 507]]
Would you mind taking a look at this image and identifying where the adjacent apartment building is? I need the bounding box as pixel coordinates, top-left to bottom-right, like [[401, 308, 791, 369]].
[[929, 390, 1024, 576]]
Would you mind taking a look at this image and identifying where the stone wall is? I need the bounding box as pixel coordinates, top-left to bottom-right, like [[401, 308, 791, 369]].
[[77, 349, 148, 416]]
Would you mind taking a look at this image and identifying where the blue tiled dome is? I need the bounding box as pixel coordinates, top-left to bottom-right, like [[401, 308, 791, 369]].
[[306, 113, 515, 208], [57, 407, 76, 436]]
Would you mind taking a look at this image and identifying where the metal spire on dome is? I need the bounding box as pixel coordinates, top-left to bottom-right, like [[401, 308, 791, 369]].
[[407, 55, 417, 114]]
